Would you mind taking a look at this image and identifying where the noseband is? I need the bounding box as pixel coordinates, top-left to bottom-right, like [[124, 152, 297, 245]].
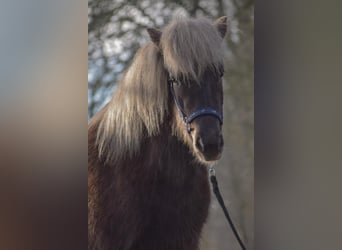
[[168, 76, 223, 134]]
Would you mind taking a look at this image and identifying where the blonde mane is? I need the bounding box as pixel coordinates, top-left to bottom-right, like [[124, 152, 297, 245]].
[[94, 17, 224, 163], [161, 17, 224, 82]]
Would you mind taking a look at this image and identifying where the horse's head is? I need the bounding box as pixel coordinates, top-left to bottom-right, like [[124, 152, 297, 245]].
[[168, 68, 224, 162], [147, 16, 228, 163]]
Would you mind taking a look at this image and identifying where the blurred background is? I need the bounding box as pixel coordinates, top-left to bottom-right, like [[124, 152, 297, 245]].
[[88, 0, 254, 249], [2, 0, 342, 250]]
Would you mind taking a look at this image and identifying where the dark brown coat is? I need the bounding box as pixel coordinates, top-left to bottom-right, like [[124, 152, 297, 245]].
[[89, 108, 210, 250]]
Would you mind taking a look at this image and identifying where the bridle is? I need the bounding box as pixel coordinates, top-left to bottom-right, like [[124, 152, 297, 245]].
[[168, 75, 223, 134], [168, 75, 247, 250]]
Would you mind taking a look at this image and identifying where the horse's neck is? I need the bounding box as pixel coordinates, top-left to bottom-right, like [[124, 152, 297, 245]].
[[136, 124, 204, 181]]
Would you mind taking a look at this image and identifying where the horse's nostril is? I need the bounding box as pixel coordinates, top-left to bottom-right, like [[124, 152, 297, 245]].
[[219, 136, 224, 148], [195, 137, 205, 152]]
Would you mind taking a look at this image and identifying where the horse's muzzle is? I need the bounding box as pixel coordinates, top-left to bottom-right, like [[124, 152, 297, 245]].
[[194, 133, 224, 161]]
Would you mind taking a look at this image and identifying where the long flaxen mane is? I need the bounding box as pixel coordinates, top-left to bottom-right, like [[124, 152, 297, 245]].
[[94, 17, 224, 163]]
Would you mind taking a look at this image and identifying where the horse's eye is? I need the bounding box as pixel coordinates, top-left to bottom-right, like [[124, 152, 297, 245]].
[[220, 71, 224, 78], [174, 80, 181, 86]]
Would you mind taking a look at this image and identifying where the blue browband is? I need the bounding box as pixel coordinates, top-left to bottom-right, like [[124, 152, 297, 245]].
[[168, 77, 223, 134]]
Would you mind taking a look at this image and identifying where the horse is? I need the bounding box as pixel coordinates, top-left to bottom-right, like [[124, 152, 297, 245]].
[[88, 16, 228, 250]]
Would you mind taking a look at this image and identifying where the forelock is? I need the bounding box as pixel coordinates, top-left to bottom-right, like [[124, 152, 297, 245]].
[[160, 17, 223, 82]]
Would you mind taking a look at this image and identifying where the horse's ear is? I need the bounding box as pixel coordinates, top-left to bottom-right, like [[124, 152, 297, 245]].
[[214, 16, 228, 38], [147, 28, 162, 45]]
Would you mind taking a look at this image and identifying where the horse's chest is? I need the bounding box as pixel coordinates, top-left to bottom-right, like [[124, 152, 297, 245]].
[[142, 163, 210, 213], [147, 172, 209, 216], [111, 154, 211, 249], [129, 166, 211, 248]]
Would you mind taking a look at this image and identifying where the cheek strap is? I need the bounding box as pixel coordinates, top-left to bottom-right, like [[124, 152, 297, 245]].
[[169, 79, 223, 134]]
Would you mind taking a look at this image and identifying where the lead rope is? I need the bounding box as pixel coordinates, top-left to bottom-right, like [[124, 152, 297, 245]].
[[209, 167, 247, 250]]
